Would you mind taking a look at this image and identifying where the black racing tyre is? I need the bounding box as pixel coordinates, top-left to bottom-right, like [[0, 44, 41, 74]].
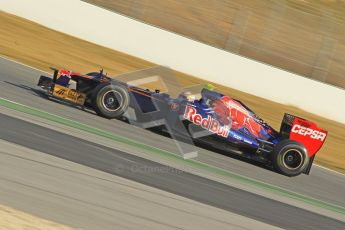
[[92, 84, 129, 119], [272, 139, 309, 177]]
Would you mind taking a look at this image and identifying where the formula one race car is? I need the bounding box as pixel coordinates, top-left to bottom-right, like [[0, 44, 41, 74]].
[[37, 68, 328, 176]]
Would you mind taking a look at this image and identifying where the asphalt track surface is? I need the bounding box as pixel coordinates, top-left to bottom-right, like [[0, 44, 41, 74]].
[[0, 57, 344, 229], [1, 113, 344, 230], [0, 139, 287, 230]]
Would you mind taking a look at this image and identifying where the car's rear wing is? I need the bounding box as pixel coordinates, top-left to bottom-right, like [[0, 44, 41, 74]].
[[279, 113, 328, 174], [37, 67, 86, 105]]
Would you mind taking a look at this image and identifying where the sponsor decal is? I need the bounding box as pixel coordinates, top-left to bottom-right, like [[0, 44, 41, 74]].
[[59, 70, 71, 78], [55, 88, 65, 95], [184, 105, 229, 138], [291, 124, 326, 141], [232, 133, 242, 141], [243, 139, 253, 145]]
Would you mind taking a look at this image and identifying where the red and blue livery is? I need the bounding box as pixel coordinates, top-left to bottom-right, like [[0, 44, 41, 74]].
[[37, 68, 328, 177]]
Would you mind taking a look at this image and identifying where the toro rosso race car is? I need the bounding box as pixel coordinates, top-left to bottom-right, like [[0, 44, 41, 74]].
[[37, 68, 328, 177]]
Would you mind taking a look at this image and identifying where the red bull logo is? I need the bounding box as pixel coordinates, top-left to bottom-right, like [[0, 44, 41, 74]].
[[184, 105, 230, 138]]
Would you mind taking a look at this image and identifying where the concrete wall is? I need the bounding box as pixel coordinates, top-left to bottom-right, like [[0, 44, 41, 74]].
[[1, 0, 344, 123]]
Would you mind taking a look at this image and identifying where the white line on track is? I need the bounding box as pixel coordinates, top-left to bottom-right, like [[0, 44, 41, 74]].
[[0, 55, 49, 74], [0, 55, 160, 77], [314, 164, 345, 176]]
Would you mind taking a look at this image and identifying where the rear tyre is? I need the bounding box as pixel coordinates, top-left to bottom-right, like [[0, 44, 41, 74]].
[[272, 140, 309, 177], [92, 84, 129, 119]]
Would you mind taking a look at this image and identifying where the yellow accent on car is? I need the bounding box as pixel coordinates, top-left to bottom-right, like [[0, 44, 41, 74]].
[[52, 84, 86, 105]]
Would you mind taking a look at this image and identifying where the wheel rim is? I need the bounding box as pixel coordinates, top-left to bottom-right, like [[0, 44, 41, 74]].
[[282, 149, 304, 170], [101, 90, 123, 112]]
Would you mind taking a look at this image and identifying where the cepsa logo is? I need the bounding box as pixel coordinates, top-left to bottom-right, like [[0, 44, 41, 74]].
[[184, 105, 230, 138], [291, 124, 326, 141]]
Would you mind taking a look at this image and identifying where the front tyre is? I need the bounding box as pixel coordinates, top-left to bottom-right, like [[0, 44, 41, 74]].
[[272, 140, 309, 177], [92, 84, 129, 119]]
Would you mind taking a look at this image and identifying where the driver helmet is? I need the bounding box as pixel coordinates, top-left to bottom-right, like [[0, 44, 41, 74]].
[[179, 91, 196, 102], [204, 83, 216, 91]]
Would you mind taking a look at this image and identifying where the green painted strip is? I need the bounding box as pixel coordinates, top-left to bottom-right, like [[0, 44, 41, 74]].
[[1, 97, 344, 215]]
